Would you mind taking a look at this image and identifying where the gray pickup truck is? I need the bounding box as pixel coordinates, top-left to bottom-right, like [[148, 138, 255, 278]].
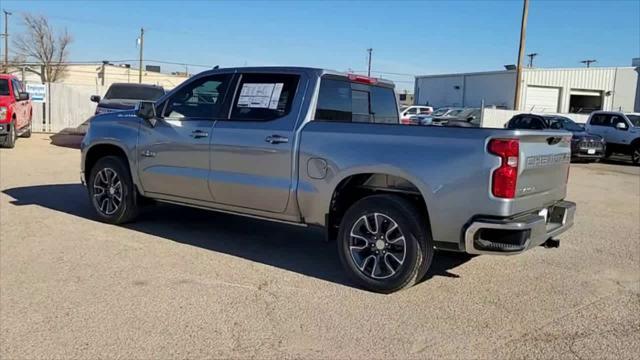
[[81, 67, 576, 293]]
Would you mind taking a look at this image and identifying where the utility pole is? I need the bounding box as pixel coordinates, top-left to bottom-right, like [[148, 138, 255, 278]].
[[526, 52, 538, 68], [513, 0, 529, 111], [2, 10, 11, 72], [138, 27, 144, 83], [366, 48, 373, 77], [580, 59, 596, 68]]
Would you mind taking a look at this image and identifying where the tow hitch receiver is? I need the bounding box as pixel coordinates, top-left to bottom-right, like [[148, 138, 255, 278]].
[[542, 238, 560, 248]]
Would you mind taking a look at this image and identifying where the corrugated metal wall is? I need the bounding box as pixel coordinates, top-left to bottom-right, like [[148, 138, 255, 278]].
[[416, 67, 638, 113], [521, 68, 619, 112]]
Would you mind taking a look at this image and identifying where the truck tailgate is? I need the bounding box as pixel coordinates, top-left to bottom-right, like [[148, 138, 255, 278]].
[[515, 131, 571, 201]]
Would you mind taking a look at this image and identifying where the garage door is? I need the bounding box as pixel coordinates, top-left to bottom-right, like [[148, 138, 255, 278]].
[[524, 86, 560, 112]]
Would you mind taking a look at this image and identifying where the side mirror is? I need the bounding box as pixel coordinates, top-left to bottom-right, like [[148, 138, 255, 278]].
[[135, 101, 157, 127], [90, 95, 101, 103], [18, 92, 30, 101], [616, 122, 628, 130]]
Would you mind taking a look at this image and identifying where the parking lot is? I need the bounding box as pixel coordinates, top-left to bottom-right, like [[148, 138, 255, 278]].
[[1, 134, 639, 359]]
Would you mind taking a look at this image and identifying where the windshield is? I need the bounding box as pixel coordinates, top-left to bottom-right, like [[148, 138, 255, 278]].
[[432, 108, 450, 116], [549, 117, 583, 131], [104, 85, 164, 101], [626, 115, 640, 127], [447, 109, 464, 117], [0, 79, 9, 96]]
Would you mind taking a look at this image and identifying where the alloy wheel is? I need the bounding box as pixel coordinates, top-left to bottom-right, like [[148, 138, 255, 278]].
[[633, 147, 640, 164], [349, 212, 407, 279], [93, 168, 123, 215]]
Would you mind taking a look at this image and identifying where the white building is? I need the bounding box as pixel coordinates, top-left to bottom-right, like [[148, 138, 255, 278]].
[[414, 66, 639, 114]]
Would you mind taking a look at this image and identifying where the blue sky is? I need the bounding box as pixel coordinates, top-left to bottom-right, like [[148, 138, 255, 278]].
[[3, 0, 640, 90]]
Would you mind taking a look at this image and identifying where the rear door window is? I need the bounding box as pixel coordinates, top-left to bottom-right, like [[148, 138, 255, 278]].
[[230, 73, 299, 121], [314, 77, 398, 124]]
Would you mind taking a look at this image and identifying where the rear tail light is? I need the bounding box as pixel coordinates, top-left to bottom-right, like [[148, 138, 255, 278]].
[[488, 138, 520, 199], [348, 74, 378, 85]]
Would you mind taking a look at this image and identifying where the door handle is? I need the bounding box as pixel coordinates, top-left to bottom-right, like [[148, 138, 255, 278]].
[[265, 135, 289, 144], [190, 130, 209, 139]]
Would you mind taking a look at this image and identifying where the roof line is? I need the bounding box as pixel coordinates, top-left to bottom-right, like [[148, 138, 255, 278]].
[[416, 66, 636, 79]]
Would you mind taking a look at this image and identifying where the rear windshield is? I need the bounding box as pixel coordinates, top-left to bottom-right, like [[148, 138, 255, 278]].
[[104, 85, 164, 101], [0, 79, 9, 96], [314, 78, 398, 124], [432, 108, 449, 116]]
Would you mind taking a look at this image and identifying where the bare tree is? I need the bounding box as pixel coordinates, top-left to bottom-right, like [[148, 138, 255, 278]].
[[13, 14, 72, 82]]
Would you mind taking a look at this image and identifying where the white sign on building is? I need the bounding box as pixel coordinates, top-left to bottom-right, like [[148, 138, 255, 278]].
[[26, 83, 47, 103]]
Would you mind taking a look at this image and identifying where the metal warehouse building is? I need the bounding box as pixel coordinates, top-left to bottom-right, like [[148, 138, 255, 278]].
[[414, 66, 639, 114]]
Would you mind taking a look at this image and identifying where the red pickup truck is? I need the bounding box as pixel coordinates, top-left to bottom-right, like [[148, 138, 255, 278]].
[[0, 74, 33, 148]]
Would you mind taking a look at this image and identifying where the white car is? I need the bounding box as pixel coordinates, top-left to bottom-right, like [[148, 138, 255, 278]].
[[400, 105, 433, 124]]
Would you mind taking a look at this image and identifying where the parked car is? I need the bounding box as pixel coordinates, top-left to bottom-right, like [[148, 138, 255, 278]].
[[431, 107, 459, 117], [585, 111, 640, 165], [0, 74, 32, 148], [506, 114, 605, 161], [91, 83, 165, 115], [400, 105, 433, 124], [81, 67, 575, 293], [406, 107, 469, 126], [431, 107, 465, 124], [443, 108, 482, 127]]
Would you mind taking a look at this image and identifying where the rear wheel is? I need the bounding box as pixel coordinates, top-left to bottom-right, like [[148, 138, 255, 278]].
[[1, 121, 16, 148], [88, 156, 139, 224], [337, 194, 433, 293], [21, 119, 32, 138]]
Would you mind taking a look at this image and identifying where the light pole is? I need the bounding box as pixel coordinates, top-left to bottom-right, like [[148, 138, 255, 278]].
[[580, 59, 596, 68], [2, 10, 12, 72], [527, 52, 538, 68], [366, 48, 373, 77], [513, 0, 529, 111], [138, 28, 144, 83]]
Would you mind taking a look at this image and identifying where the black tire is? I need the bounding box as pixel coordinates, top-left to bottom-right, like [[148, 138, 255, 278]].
[[87, 156, 139, 224], [632, 143, 640, 166], [21, 119, 32, 138], [337, 194, 434, 293], [1, 121, 16, 148]]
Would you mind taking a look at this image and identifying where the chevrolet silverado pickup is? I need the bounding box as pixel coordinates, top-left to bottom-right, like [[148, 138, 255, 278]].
[[81, 67, 576, 293]]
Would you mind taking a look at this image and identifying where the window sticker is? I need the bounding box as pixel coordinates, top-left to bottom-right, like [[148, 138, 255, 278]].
[[237, 83, 284, 109]]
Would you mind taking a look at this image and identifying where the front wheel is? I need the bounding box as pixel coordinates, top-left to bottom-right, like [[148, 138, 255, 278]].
[[337, 194, 434, 293], [21, 119, 32, 138], [1, 122, 16, 148], [632, 144, 640, 165], [88, 156, 139, 224]]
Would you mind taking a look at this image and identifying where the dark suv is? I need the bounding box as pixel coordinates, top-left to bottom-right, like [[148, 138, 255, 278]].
[[506, 114, 605, 161], [91, 83, 165, 115]]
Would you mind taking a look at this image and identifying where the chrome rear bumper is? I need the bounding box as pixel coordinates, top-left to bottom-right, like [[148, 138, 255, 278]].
[[464, 201, 576, 255]]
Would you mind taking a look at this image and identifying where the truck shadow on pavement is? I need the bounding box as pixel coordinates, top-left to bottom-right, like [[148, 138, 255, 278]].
[[3, 183, 473, 290]]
